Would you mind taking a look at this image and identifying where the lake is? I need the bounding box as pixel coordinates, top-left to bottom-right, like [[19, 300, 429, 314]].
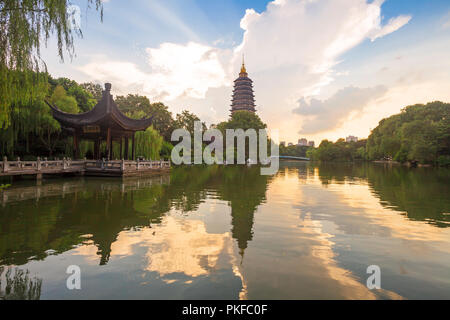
[[0, 162, 449, 299]]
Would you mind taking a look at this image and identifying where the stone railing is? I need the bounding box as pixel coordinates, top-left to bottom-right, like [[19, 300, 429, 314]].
[[1, 157, 85, 174], [1, 157, 170, 175], [84, 159, 171, 171]]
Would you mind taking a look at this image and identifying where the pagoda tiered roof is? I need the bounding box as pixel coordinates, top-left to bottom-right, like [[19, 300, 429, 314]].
[[230, 62, 256, 113]]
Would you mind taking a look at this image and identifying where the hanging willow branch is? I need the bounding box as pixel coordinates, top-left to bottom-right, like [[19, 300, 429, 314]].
[[0, 0, 103, 129]]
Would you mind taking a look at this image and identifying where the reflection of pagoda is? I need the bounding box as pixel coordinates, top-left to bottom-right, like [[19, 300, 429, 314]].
[[231, 57, 256, 114], [215, 167, 269, 260]]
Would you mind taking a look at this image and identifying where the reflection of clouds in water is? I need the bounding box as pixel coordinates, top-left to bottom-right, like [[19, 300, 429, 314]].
[[3, 164, 448, 299], [145, 216, 230, 277], [74, 217, 234, 277], [251, 171, 387, 299], [300, 214, 402, 300], [333, 183, 450, 246], [281, 166, 450, 299], [71, 212, 248, 298]]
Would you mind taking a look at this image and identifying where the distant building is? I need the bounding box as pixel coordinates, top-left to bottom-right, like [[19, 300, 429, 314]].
[[346, 135, 358, 143], [298, 138, 308, 146], [308, 141, 315, 148]]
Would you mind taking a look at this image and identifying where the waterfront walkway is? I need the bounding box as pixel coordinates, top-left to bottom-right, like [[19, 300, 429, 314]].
[[0, 157, 171, 179]]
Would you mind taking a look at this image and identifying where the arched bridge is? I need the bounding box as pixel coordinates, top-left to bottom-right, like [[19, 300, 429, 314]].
[[271, 156, 310, 161]]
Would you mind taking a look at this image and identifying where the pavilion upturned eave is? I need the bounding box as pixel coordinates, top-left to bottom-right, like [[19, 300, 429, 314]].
[[46, 83, 153, 133]]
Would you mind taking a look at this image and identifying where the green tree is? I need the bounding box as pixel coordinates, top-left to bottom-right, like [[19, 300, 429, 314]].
[[115, 95, 174, 141], [116, 94, 152, 116], [224, 111, 266, 131], [49, 77, 96, 112], [174, 110, 206, 137], [216, 111, 268, 162], [134, 126, 164, 160], [366, 101, 449, 165], [50, 85, 79, 114], [308, 139, 367, 162], [0, 0, 103, 128], [80, 82, 103, 102], [149, 102, 175, 141]]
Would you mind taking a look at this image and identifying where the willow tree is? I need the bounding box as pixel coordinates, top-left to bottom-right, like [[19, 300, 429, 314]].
[[0, 0, 103, 128], [121, 108, 165, 160], [135, 126, 164, 160]]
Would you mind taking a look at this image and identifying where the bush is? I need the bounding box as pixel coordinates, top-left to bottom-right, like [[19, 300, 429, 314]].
[[394, 148, 408, 163], [437, 155, 450, 167]]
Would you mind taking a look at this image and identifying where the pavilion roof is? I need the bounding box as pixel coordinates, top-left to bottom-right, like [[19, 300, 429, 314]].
[[46, 83, 153, 132]]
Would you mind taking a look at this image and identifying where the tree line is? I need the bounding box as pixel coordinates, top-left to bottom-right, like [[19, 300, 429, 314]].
[[307, 101, 450, 166], [0, 74, 208, 160]]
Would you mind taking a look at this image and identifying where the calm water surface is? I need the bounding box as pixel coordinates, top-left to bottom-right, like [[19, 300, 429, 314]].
[[0, 162, 449, 299]]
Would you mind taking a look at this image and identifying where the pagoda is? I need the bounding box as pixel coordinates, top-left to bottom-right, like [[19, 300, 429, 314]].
[[46, 83, 153, 160], [230, 58, 256, 114]]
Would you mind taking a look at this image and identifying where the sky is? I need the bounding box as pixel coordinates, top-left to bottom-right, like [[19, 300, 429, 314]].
[[42, 0, 450, 144]]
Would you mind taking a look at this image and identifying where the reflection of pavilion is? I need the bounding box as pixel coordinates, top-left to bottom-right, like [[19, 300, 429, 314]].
[[0, 166, 270, 267], [0, 177, 170, 266]]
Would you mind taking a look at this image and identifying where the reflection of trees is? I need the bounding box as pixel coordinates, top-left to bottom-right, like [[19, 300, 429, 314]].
[[0, 166, 270, 267], [0, 179, 170, 266], [55, 185, 168, 265], [0, 267, 42, 300], [315, 162, 368, 185], [316, 163, 450, 227]]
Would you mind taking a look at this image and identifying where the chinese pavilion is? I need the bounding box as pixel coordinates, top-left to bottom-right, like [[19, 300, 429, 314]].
[[230, 58, 256, 114], [46, 83, 153, 160]]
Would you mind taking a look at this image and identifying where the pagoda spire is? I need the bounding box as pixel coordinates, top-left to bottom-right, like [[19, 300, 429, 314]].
[[240, 54, 247, 74]]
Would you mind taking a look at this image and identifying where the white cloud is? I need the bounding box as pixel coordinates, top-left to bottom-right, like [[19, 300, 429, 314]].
[[77, 0, 413, 138], [78, 42, 229, 101], [370, 15, 412, 41], [144, 42, 229, 100], [234, 0, 410, 74], [294, 86, 387, 134], [231, 0, 411, 137], [78, 59, 148, 94]]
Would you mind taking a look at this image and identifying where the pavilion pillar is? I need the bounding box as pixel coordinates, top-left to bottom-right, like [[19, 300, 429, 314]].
[[109, 138, 113, 160], [94, 139, 100, 160], [73, 133, 80, 160], [124, 137, 129, 160], [119, 138, 123, 160], [131, 133, 136, 160], [106, 128, 111, 160]]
